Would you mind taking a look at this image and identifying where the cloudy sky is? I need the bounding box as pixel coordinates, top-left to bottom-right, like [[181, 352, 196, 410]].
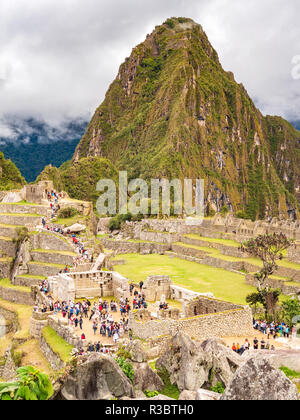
[[0, 0, 300, 139]]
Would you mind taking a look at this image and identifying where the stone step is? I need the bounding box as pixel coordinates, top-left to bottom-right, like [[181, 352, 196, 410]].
[[0, 213, 43, 227], [27, 261, 66, 277], [30, 249, 75, 266]]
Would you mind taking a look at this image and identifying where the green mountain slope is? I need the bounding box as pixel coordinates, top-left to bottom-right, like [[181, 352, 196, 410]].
[[37, 157, 119, 204], [68, 18, 300, 219], [0, 152, 26, 190]]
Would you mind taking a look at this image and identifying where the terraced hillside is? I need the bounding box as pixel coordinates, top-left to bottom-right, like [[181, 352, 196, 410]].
[[103, 220, 300, 302], [0, 202, 76, 286]]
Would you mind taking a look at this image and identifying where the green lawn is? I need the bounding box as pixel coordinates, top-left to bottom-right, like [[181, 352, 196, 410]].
[[111, 253, 257, 304]]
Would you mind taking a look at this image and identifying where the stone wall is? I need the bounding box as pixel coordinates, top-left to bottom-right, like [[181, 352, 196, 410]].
[[30, 251, 74, 266], [139, 230, 180, 244], [170, 285, 213, 301], [142, 276, 172, 301], [129, 305, 253, 341], [102, 238, 169, 255], [0, 260, 11, 279], [180, 236, 245, 258], [30, 232, 74, 253], [39, 335, 66, 371], [183, 296, 242, 318], [0, 214, 42, 227], [171, 243, 206, 259], [112, 272, 130, 300], [28, 262, 62, 277], [30, 311, 53, 339], [47, 315, 84, 348], [0, 285, 34, 305], [0, 238, 17, 258], [287, 244, 300, 264], [0, 203, 51, 217], [245, 274, 300, 296], [52, 274, 76, 302], [0, 306, 18, 334]]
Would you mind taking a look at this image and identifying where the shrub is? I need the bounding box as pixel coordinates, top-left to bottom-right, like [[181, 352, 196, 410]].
[[220, 205, 229, 216], [58, 207, 79, 219], [108, 213, 132, 231], [164, 18, 175, 29], [236, 210, 247, 219], [0, 366, 53, 400], [144, 390, 159, 398], [210, 382, 225, 394], [115, 357, 135, 383]]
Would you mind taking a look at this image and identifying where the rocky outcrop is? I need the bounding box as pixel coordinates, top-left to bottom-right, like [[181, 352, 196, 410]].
[[221, 357, 298, 401], [156, 333, 242, 392], [126, 340, 148, 363], [59, 354, 135, 400], [133, 363, 164, 392]]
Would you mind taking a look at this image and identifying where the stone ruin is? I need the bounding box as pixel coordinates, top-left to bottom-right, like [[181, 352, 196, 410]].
[[50, 269, 130, 301]]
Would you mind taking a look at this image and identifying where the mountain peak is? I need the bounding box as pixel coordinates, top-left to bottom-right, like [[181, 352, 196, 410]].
[[72, 17, 300, 220]]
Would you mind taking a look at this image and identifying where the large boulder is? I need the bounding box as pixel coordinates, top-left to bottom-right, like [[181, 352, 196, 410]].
[[60, 354, 135, 400], [221, 357, 298, 400], [243, 349, 300, 373], [156, 333, 242, 392], [134, 363, 164, 392], [63, 223, 86, 233], [196, 389, 220, 400], [200, 339, 243, 387], [127, 340, 148, 363], [179, 390, 197, 400]]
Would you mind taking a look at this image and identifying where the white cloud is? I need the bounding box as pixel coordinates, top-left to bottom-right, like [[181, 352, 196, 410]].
[[0, 0, 299, 126]]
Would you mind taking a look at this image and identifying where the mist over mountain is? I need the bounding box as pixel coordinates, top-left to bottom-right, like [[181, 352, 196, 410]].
[[0, 117, 88, 182]]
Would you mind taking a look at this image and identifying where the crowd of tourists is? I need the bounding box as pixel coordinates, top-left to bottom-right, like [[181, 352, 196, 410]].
[[44, 189, 62, 218], [231, 337, 276, 355], [253, 319, 292, 339], [36, 280, 148, 347]]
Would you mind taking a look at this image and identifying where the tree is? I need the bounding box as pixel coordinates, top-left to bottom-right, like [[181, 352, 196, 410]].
[[0, 366, 53, 400], [246, 288, 281, 319], [240, 233, 293, 290], [282, 298, 300, 327]]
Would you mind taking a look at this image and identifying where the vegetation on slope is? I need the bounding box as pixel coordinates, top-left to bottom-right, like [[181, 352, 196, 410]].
[[70, 17, 299, 220], [37, 157, 119, 205], [0, 152, 26, 191]]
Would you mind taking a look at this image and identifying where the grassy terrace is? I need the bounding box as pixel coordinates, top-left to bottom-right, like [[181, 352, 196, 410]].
[[184, 234, 240, 247], [0, 278, 31, 293], [0, 223, 25, 229], [16, 274, 47, 280], [0, 212, 43, 217], [111, 253, 257, 304], [174, 240, 300, 271], [0, 201, 48, 207], [42, 326, 73, 363], [31, 248, 76, 257], [28, 261, 66, 268]]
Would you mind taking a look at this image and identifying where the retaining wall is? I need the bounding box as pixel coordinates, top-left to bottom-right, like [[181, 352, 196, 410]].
[[0, 284, 34, 305], [129, 306, 253, 341]]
